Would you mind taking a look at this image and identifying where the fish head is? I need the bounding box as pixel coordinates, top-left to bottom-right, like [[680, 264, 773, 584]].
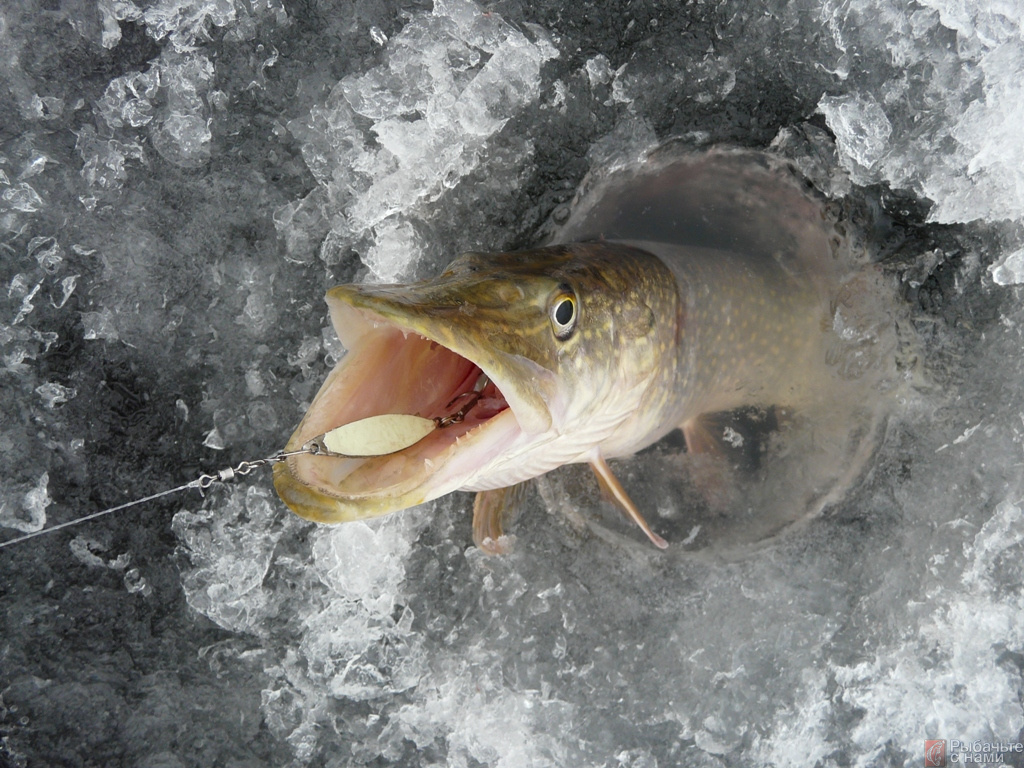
[[274, 242, 682, 523]]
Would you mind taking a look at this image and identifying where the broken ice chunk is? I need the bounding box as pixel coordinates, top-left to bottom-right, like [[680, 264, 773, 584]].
[[585, 55, 614, 89], [0, 473, 50, 533], [818, 93, 892, 179], [123, 568, 153, 596], [28, 236, 62, 273], [203, 427, 226, 450], [10, 277, 41, 325], [51, 275, 78, 309], [70, 536, 132, 570], [247, 401, 279, 433], [989, 247, 1024, 286], [289, 0, 557, 278], [26, 96, 64, 121], [19, 155, 53, 179], [142, 0, 238, 52], [312, 520, 413, 607], [75, 125, 146, 190], [81, 309, 120, 341], [2, 182, 45, 212], [35, 382, 78, 408], [153, 113, 212, 168], [364, 218, 422, 282]]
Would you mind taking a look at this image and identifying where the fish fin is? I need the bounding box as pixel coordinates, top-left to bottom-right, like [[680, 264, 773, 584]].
[[683, 407, 780, 468], [682, 415, 738, 511], [681, 415, 726, 461], [588, 452, 668, 550], [472, 484, 528, 555], [682, 407, 782, 509]]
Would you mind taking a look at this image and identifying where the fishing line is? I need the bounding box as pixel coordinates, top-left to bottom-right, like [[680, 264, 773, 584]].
[[0, 454, 295, 550], [0, 481, 213, 550], [0, 380, 489, 549]]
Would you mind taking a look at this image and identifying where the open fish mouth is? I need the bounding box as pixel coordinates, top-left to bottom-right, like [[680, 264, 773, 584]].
[[274, 291, 544, 523]]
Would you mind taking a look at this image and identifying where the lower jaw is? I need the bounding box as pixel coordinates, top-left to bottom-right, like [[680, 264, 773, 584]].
[[275, 406, 525, 523]]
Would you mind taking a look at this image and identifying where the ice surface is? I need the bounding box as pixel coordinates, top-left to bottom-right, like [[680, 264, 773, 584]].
[[3, 0, 1024, 765], [815, 0, 1024, 224], [92, 51, 216, 171], [280, 0, 557, 281], [827, 500, 1024, 766], [173, 486, 296, 635]]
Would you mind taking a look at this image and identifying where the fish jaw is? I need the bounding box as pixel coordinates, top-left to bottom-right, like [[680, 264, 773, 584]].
[[274, 265, 567, 523]]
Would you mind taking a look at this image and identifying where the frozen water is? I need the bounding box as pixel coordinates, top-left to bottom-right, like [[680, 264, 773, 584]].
[[281, 0, 557, 280], [2, 182, 45, 213], [81, 308, 120, 341], [362, 217, 424, 284], [172, 486, 295, 635], [34, 381, 77, 408], [828, 500, 1024, 766], [813, 0, 1024, 223], [69, 535, 131, 570], [818, 93, 892, 179], [0, 473, 50, 534], [3, 0, 1024, 766], [94, 51, 216, 171], [990, 247, 1024, 286], [585, 54, 615, 90]]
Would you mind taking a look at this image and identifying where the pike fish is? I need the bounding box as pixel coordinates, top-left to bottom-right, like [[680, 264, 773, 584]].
[[274, 146, 895, 552]]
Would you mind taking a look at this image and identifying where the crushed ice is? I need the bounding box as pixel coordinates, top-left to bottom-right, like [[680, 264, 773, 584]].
[[279, 0, 557, 280]]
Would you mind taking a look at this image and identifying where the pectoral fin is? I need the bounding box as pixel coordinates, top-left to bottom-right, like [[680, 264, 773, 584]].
[[681, 407, 782, 510], [681, 407, 778, 469], [472, 483, 528, 555], [588, 451, 668, 549]]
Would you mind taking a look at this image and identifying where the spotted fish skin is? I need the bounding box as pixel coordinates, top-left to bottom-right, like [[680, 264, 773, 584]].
[[599, 240, 827, 460]]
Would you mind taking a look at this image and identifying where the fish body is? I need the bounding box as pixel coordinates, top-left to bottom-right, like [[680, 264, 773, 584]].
[[275, 146, 892, 550]]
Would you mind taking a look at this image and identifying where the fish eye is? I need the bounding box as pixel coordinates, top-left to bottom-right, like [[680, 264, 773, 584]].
[[550, 289, 577, 340]]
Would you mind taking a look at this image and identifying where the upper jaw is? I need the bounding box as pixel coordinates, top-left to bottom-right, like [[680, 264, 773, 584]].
[[326, 283, 556, 435]]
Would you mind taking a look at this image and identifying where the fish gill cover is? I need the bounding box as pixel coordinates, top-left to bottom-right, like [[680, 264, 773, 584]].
[[1, 0, 1023, 767]]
